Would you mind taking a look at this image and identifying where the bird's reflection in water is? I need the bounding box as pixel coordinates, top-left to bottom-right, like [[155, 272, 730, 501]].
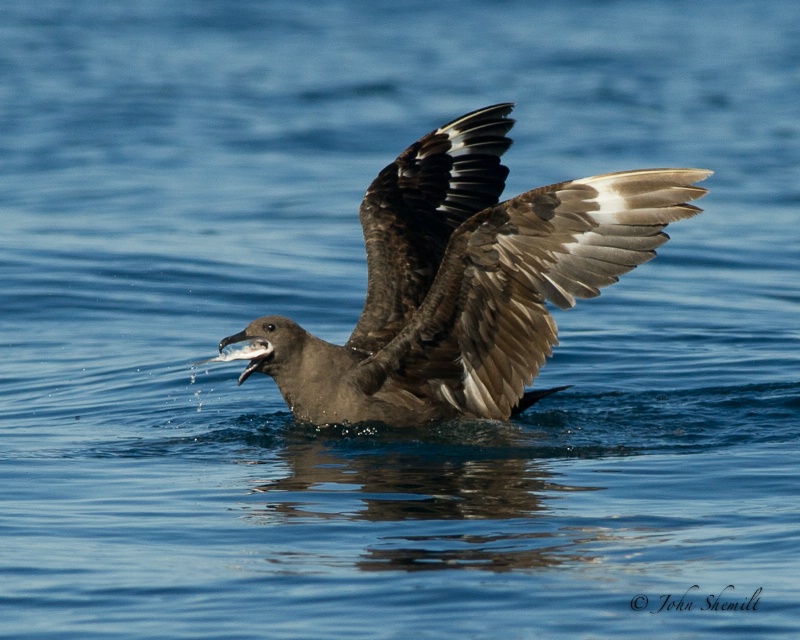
[[234, 419, 614, 572]]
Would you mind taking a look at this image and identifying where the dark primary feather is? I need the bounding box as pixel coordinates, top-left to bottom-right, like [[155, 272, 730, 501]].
[[346, 103, 515, 355]]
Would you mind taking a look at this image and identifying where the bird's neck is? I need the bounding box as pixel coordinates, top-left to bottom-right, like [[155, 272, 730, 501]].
[[271, 336, 359, 424]]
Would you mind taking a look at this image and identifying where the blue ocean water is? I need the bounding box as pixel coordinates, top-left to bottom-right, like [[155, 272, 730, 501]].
[[1, 1, 799, 638]]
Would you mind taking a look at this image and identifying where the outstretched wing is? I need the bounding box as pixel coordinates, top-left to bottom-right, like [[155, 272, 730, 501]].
[[355, 168, 712, 419], [346, 104, 516, 355]]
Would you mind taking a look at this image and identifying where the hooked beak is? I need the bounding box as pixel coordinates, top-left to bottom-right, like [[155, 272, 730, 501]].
[[218, 330, 274, 385], [218, 330, 247, 352]]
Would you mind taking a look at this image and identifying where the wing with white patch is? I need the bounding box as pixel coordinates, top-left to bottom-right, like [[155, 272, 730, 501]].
[[526, 169, 712, 309], [357, 168, 711, 419], [346, 104, 515, 355]]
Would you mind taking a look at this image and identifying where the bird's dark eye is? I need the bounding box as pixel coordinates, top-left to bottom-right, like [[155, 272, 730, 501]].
[[263, 323, 276, 332]]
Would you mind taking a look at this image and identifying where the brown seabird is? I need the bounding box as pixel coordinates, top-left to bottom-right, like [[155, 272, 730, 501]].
[[215, 103, 711, 426]]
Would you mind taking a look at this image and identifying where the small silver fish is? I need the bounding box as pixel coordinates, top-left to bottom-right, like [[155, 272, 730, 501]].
[[197, 340, 273, 365]]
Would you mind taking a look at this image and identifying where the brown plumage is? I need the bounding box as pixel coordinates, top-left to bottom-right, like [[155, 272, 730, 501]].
[[217, 104, 711, 426]]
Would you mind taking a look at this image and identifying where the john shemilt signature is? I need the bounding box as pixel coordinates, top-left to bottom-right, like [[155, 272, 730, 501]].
[[630, 585, 762, 613]]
